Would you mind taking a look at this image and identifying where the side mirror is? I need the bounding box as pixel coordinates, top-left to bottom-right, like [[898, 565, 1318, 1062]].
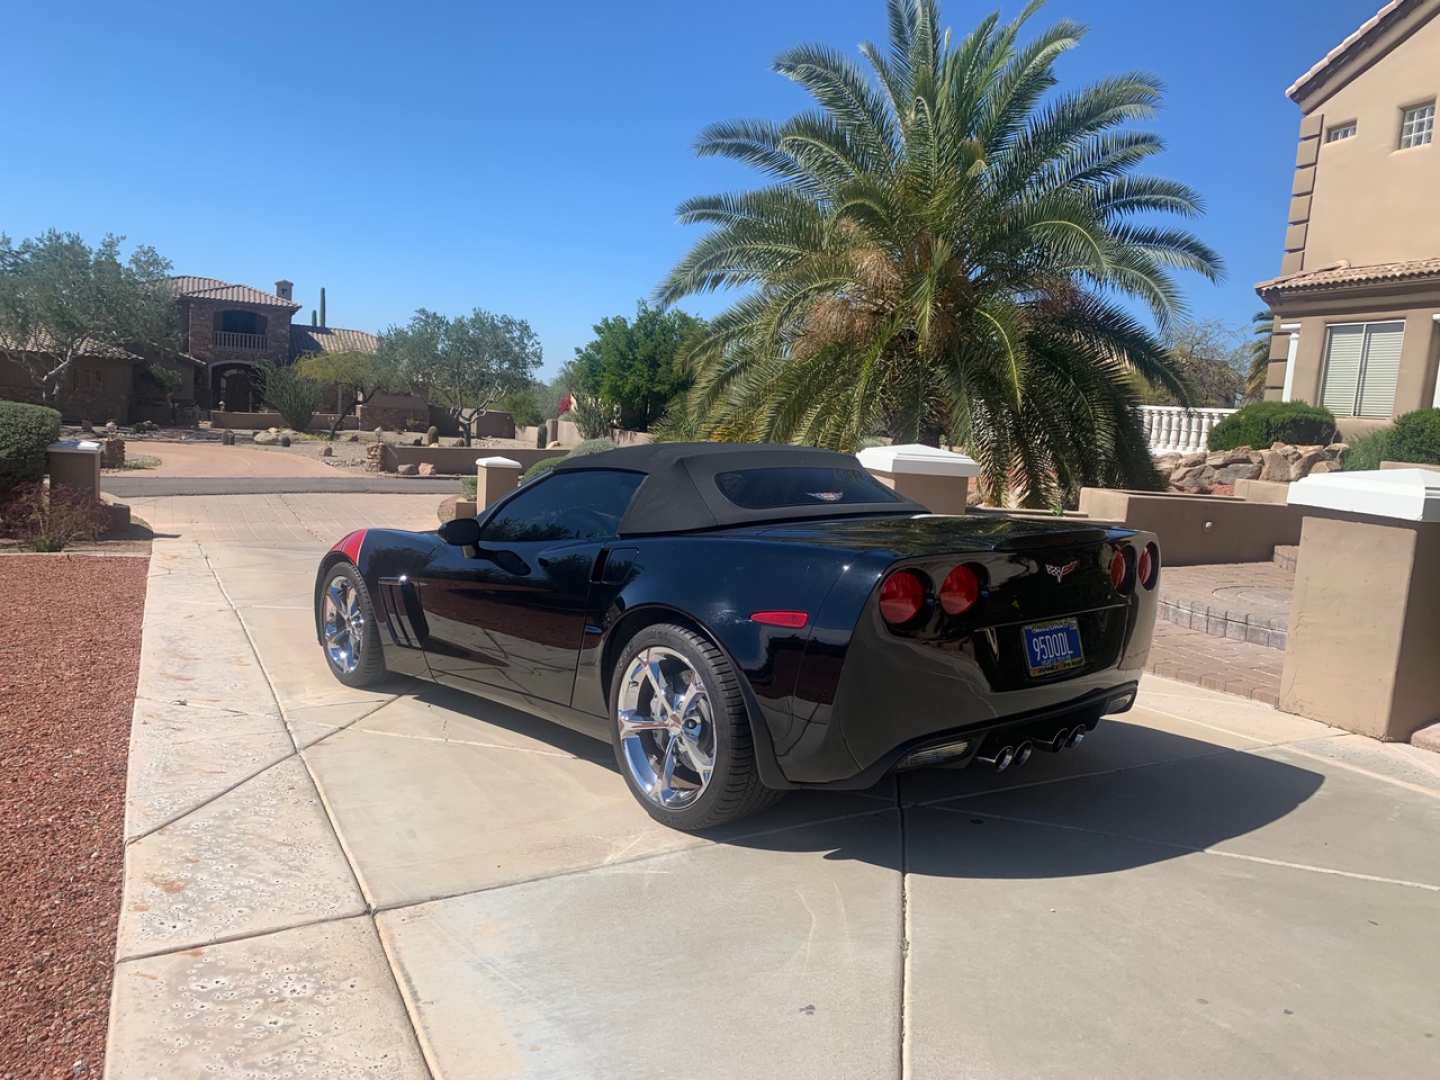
[[438, 517, 481, 546]]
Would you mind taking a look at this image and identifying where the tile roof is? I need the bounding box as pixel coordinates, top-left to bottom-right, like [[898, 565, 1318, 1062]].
[[0, 328, 142, 361], [1287, 0, 1411, 100], [167, 275, 301, 310], [289, 324, 379, 356], [1255, 257, 1440, 295]]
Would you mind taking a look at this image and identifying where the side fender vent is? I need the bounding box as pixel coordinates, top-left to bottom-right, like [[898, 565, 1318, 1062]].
[[378, 578, 427, 647]]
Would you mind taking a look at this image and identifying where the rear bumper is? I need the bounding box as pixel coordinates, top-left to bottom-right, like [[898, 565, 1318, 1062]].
[[753, 680, 1138, 791]]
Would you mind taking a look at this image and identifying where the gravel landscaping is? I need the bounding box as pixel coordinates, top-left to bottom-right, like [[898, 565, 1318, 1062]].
[[0, 555, 148, 1079]]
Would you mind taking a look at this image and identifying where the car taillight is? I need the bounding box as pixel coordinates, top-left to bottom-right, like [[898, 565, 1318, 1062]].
[[939, 564, 981, 616], [1109, 548, 1132, 594], [879, 570, 926, 626], [1138, 543, 1160, 590]]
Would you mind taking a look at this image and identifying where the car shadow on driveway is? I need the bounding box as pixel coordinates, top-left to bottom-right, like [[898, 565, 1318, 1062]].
[[385, 682, 1326, 882], [726, 724, 1327, 880]]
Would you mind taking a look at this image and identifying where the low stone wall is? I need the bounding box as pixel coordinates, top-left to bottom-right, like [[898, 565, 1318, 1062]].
[[1154, 443, 1346, 494], [380, 444, 568, 475], [209, 411, 361, 431], [1380, 460, 1440, 473], [1076, 488, 1304, 565]]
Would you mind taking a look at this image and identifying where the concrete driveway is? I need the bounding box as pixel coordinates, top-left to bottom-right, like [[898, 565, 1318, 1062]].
[[107, 496, 1440, 1079]]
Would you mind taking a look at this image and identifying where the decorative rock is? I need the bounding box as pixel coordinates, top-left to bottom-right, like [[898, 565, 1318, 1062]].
[[279, 434, 292, 447], [100, 437, 126, 469], [412, 437, 423, 447], [1309, 460, 1335, 474], [397, 463, 419, 477], [105, 420, 118, 435], [426, 426, 440, 446], [364, 443, 385, 472], [1213, 462, 1262, 485], [374, 427, 384, 438], [347, 433, 360, 443], [221, 430, 236, 446], [1179, 451, 1207, 468], [417, 463, 437, 477], [321, 446, 333, 457], [1259, 449, 1290, 483], [268, 427, 281, 435], [1290, 448, 1326, 481], [253, 431, 278, 446]]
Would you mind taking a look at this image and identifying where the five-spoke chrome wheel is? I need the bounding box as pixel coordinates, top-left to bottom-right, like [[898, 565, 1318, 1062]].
[[616, 646, 716, 810], [321, 576, 366, 675]]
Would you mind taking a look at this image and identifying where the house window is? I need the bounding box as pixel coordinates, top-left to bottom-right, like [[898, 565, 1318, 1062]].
[[1399, 102, 1434, 149], [1319, 321, 1405, 418], [1325, 121, 1356, 143]]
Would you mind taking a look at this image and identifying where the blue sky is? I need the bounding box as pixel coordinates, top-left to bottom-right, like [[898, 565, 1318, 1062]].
[[3, 0, 1374, 377]]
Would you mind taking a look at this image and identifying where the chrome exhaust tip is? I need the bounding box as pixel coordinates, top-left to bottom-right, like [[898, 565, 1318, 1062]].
[[1066, 727, 1086, 748], [977, 745, 1017, 772], [1015, 741, 1034, 768], [1041, 727, 1071, 752]]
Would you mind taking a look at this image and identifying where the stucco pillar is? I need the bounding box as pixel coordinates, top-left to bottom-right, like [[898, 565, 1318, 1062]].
[[46, 440, 102, 500], [856, 443, 980, 514], [475, 456, 522, 508], [1280, 470, 1440, 740]]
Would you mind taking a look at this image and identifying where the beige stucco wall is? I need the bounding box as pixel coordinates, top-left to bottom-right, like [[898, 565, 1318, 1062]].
[[1280, 512, 1440, 740], [1298, 12, 1440, 269], [1075, 489, 1303, 565]]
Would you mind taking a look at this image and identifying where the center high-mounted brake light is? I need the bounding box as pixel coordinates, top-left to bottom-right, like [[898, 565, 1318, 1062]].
[[879, 569, 926, 626], [939, 564, 981, 616]]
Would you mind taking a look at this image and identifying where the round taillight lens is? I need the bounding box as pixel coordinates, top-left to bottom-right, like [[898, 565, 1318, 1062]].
[[1139, 543, 1160, 590], [879, 570, 926, 626], [939, 564, 981, 616], [1109, 548, 1131, 594]]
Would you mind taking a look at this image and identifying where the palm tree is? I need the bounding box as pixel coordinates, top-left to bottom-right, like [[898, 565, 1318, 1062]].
[[658, 0, 1222, 505], [1246, 309, 1274, 401]]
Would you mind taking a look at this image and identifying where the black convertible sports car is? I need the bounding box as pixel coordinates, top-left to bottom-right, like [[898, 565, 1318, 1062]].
[[315, 443, 1159, 830]]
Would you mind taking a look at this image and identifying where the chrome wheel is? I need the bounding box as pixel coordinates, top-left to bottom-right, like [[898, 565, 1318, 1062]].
[[616, 646, 716, 810], [321, 575, 365, 675]]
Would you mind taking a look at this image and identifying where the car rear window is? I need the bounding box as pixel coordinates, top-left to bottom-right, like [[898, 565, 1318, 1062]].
[[713, 467, 903, 510]]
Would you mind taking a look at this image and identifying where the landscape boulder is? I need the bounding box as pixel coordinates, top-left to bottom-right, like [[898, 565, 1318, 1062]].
[[1161, 442, 1347, 494], [365, 443, 385, 472], [397, 463, 419, 476], [417, 463, 437, 477], [253, 430, 278, 446]]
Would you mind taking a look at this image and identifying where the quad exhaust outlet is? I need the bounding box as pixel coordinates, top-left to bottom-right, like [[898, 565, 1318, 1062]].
[[978, 727, 1087, 771]]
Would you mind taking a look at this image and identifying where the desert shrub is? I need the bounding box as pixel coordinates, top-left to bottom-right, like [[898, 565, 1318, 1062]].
[[259, 361, 324, 431], [1388, 408, 1440, 465], [1340, 428, 1394, 472], [1207, 401, 1337, 451], [0, 482, 110, 551], [0, 401, 62, 497], [568, 394, 617, 440]]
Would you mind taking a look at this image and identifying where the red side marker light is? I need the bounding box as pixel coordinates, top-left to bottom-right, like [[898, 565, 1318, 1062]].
[[879, 570, 926, 626], [332, 529, 367, 564], [751, 610, 809, 629], [939, 564, 981, 616]]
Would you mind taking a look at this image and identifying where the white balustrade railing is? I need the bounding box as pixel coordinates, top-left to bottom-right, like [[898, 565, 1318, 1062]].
[[1139, 405, 1237, 454]]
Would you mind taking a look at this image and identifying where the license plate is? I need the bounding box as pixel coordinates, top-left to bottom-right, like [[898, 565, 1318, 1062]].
[[1023, 618, 1085, 677]]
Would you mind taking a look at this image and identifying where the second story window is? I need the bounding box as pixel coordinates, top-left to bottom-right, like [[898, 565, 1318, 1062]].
[[1399, 102, 1434, 149], [1325, 121, 1356, 143]]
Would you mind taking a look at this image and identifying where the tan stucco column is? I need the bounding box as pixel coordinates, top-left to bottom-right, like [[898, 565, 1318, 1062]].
[[1280, 469, 1440, 741], [474, 455, 522, 508], [856, 443, 980, 514], [46, 440, 102, 500]]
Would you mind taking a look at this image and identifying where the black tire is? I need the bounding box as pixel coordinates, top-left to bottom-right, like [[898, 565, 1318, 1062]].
[[317, 561, 387, 688], [609, 624, 783, 831]]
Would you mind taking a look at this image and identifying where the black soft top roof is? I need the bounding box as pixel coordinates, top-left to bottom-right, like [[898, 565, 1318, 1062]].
[[551, 442, 926, 536]]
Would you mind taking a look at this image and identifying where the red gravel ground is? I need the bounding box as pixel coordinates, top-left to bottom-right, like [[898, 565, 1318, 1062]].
[[0, 555, 148, 1079]]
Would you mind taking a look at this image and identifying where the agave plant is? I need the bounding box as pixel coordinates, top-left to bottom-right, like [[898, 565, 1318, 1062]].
[[658, 0, 1222, 504]]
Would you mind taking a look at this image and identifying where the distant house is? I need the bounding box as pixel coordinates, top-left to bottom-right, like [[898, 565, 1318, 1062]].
[[171, 276, 377, 414], [0, 274, 377, 423], [1257, 0, 1439, 436]]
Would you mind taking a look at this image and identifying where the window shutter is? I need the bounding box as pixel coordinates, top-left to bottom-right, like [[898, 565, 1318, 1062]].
[[1320, 326, 1365, 415], [1357, 322, 1405, 418]]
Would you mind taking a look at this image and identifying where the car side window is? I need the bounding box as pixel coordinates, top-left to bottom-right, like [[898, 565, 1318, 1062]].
[[477, 469, 645, 543]]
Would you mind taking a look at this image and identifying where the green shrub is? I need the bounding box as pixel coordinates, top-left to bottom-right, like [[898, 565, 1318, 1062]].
[[0, 401, 62, 496], [1207, 401, 1337, 451], [1340, 427, 1394, 472], [259, 361, 324, 431], [1388, 408, 1440, 465]]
